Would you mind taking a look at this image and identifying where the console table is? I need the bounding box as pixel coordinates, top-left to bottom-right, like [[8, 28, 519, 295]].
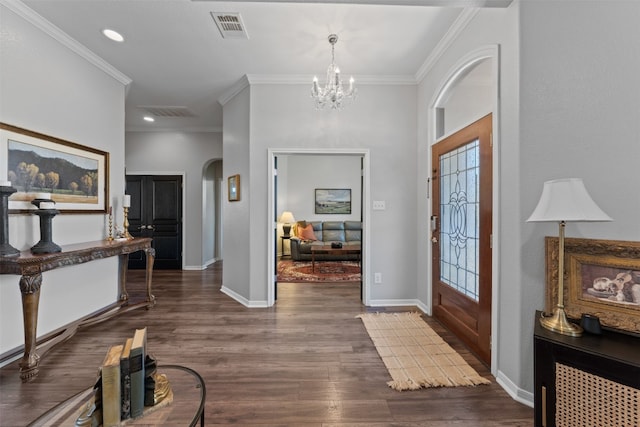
[[534, 311, 640, 427], [0, 238, 155, 381]]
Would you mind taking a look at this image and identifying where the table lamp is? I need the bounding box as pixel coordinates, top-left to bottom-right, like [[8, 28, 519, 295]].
[[279, 211, 296, 237], [527, 178, 612, 337]]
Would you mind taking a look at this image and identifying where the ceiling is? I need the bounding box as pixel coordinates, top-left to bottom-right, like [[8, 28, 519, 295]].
[[21, 0, 509, 132]]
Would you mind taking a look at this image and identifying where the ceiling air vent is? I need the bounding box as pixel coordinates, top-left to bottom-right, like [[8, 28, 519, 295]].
[[211, 12, 249, 39], [139, 106, 197, 118]]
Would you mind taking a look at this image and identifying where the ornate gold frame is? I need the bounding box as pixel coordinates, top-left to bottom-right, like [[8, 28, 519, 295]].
[[545, 236, 640, 335]]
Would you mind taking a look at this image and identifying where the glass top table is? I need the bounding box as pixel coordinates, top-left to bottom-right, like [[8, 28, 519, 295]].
[[28, 365, 206, 426]]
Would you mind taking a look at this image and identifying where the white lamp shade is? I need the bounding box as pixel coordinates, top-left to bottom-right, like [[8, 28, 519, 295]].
[[527, 178, 612, 223], [279, 211, 296, 223]]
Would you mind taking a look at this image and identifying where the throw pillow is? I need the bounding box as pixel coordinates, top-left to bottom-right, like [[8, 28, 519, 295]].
[[298, 223, 317, 241], [294, 221, 307, 237]]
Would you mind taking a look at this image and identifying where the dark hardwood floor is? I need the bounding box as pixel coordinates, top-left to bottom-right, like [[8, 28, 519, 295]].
[[0, 262, 533, 426]]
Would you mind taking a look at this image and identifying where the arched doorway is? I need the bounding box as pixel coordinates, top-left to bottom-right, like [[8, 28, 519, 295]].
[[428, 45, 500, 370]]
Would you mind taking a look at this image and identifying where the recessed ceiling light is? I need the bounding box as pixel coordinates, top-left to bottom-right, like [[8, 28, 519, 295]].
[[143, 116, 155, 122], [102, 29, 124, 42]]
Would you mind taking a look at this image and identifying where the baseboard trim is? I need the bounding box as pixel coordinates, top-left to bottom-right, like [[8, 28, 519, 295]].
[[496, 370, 534, 408], [220, 286, 268, 308], [368, 299, 426, 310]]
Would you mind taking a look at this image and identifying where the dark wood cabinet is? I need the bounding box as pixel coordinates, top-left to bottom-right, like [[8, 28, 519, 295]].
[[534, 311, 640, 427]]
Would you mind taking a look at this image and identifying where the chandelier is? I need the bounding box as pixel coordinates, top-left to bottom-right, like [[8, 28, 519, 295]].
[[311, 34, 356, 110]]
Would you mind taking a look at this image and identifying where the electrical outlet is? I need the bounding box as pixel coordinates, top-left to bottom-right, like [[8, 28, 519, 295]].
[[374, 272, 382, 284], [372, 200, 386, 210]]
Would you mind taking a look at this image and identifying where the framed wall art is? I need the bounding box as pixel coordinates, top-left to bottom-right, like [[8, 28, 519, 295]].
[[315, 188, 351, 214], [1, 123, 109, 213], [228, 174, 240, 201], [545, 236, 640, 335]]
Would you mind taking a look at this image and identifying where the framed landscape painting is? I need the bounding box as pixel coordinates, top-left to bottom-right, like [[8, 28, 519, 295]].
[[1, 123, 109, 213], [315, 188, 351, 214]]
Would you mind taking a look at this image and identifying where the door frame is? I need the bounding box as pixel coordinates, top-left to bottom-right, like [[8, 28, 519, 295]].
[[267, 148, 371, 307], [126, 171, 187, 270], [427, 45, 500, 374]]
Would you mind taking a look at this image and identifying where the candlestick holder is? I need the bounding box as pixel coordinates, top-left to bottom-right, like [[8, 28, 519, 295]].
[[107, 211, 114, 241], [31, 201, 62, 254], [123, 207, 133, 240], [0, 184, 20, 257]]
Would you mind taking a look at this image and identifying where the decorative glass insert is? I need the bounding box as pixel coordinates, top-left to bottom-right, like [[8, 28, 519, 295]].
[[439, 139, 480, 301]]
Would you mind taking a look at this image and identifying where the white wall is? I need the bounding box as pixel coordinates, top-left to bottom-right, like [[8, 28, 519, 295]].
[[221, 85, 252, 303], [124, 131, 222, 269], [278, 154, 362, 222], [1, 3, 128, 356], [518, 0, 640, 389], [221, 81, 418, 305], [419, 0, 640, 402], [417, 3, 523, 399]]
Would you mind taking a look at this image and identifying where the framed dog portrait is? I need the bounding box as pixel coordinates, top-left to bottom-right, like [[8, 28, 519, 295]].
[[545, 236, 640, 335]]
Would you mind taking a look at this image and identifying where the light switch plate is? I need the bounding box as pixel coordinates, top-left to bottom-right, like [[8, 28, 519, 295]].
[[373, 200, 386, 210]]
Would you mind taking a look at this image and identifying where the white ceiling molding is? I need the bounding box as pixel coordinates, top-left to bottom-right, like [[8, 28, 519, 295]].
[[126, 125, 223, 133], [217, 74, 250, 106], [415, 7, 480, 83], [246, 74, 417, 85], [193, 0, 513, 7], [2, 0, 132, 86]]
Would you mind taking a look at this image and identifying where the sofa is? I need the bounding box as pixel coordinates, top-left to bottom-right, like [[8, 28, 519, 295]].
[[290, 221, 361, 261]]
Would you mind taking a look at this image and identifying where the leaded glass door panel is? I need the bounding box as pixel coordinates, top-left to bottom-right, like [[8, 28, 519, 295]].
[[431, 113, 492, 365]]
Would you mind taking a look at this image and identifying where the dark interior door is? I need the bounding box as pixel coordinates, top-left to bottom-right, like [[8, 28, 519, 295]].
[[126, 175, 183, 269]]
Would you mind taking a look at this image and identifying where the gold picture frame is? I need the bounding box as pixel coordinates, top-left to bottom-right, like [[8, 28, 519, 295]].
[[545, 236, 640, 335], [2, 122, 109, 213], [228, 174, 240, 202]]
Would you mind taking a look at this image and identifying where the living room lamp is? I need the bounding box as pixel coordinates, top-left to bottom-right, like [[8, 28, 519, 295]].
[[279, 211, 296, 237], [527, 178, 612, 337]]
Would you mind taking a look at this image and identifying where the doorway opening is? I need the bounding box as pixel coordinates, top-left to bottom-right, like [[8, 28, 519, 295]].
[[125, 174, 184, 269], [267, 149, 371, 307], [428, 45, 499, 372]]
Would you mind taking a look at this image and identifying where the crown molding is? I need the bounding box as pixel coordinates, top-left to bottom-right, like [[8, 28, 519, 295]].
[[125, 125, 222, 133], [217, 75, 250, 106], [246, 74, 417, 85], [2, 0, 132, 86], [193, 0, 512, 6], [415, 7, 480, 83]]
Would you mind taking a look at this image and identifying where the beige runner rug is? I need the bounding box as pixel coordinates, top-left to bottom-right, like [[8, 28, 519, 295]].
[[356, 312, 490, 391]]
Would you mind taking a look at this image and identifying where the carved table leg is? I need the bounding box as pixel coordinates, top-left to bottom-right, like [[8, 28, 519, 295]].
[[145, 247, 156, 307], [118, 253, 129, 302], [18, 273, 42, 382]]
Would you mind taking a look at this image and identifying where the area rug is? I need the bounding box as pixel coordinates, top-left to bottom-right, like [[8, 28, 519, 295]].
[[356, 312, 490, 391], [277, 260, 361, 282]]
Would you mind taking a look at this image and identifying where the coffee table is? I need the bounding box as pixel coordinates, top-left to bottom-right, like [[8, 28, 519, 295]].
[[310, 245, 361, 272], [27, 364, 206, 426]]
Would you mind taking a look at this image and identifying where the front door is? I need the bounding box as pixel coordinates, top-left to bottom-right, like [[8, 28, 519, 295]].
[[431, 113, 492, 365], [126, 175, 183, 269]]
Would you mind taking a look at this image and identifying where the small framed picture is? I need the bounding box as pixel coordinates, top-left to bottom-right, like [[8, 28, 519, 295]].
[[228, 174, 240, 202]]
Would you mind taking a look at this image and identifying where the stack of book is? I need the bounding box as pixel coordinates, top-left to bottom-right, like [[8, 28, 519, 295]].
[[95, 327, 149, 427]]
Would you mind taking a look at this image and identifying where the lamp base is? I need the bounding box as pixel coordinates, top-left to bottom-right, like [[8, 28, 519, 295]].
[[282, 224, 292, 237], [540, 307, 583, 337]]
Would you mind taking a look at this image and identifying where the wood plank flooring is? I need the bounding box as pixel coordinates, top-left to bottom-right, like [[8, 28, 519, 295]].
[[0, 263, 533, 426]]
